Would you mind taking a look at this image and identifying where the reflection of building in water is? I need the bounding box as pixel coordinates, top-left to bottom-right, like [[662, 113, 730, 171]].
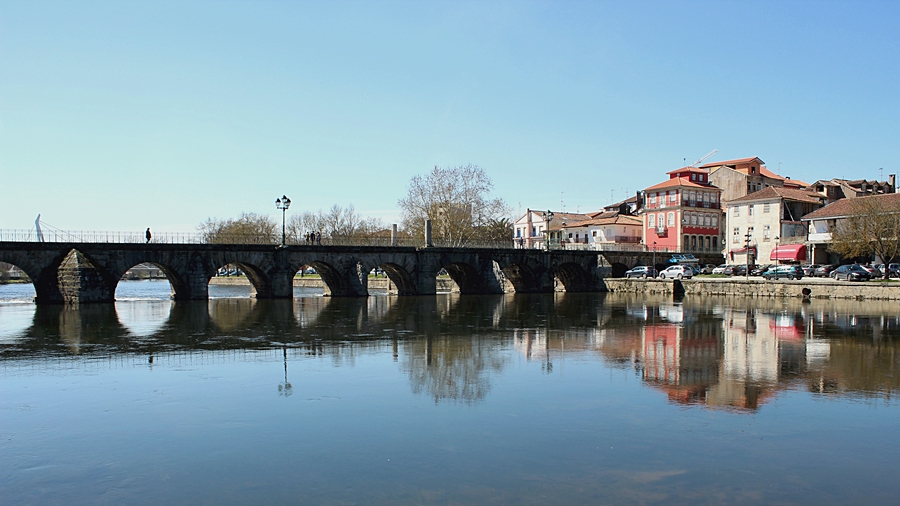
[[642, 321, 721, 405]]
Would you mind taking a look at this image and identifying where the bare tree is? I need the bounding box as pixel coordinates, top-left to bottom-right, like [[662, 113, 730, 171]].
[[198, 212, 278, 244], [398, 165, 510, 247], [287, 204, 386, 243], [830, 196, 900, 278]]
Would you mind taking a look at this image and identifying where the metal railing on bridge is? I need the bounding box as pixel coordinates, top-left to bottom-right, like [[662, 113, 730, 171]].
[[0, 229, 516, 249]]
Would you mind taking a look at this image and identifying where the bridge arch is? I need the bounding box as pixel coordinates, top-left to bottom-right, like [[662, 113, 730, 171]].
[[441, 261, 488, 294], [209, 260, 274, 298], [553, 261, 594, 292], [115, 261, 188, 300], [358, 255, 418, 295], [291, 259, 349, 297], [609, 262, 629, 278], [498, 262, 544, 293], [0, 250, 67, 304]]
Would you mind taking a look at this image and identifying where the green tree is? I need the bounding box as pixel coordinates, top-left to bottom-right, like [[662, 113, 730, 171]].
[[198, 212, 278, 244], [829, 196, 900, 279], [398, 164, 510, 247]]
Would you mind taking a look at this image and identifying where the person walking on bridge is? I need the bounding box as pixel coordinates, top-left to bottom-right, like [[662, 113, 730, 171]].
[[145, 228, 152, 243]]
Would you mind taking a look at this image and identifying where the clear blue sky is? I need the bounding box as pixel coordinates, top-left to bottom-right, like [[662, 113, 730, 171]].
[[2, 0, 897, 232]]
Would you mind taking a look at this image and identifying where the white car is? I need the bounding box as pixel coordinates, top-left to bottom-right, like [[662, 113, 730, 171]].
[[658, 265, 693, 279]]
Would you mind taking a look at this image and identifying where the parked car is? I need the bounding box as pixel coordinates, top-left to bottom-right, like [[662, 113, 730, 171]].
[[858, 264, 878, 277], [700, 264, 717, 275], [751, 264, 773, 276], [732, 265, 748, 276], [762, 265, 804, 280], [712, 264, 734, 275], [801, 264, 821, 276], [624, 266, 657, 278], [832, 264, 871, 281], [814, 264, 836, 277], [658, 265, 693, 279]]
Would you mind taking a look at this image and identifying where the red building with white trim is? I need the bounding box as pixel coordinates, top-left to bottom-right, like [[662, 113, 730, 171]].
[[642, 167, 724, 253]]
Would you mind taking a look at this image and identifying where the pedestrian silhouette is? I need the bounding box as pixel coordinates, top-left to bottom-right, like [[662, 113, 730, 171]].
[[145, 228, 152, 243]]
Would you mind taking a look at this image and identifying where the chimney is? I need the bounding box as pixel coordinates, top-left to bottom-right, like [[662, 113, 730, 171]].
[[890, 174, 897, 193]]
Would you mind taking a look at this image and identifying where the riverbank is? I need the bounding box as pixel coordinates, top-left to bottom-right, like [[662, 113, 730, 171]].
[[605, 277, 900, 300]]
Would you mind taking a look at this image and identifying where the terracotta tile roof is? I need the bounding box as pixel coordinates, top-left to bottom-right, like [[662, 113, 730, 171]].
[[644, 177, 716, 192], [562, 214, 642, 228], [783, 178, 810, 187], [802, 193, 900, 221], [698, 157, 764, 169], [728, 187, 825, 205], [666, 166, 710, 175]]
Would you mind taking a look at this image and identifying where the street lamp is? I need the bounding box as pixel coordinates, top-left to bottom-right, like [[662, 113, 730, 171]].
[[276, 195, 291, 246], [542, 210, 554, 251], [653, 241, 657, 272]]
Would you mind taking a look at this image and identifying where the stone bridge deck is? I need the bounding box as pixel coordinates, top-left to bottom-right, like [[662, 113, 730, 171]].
[[0, 241, 723, 304]]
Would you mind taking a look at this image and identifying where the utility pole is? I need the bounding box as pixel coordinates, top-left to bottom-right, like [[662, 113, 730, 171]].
[[744, 230, 753, 280]]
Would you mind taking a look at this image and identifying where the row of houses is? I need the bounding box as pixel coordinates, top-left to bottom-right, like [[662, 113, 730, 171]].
[[513, 156, 896, 265]]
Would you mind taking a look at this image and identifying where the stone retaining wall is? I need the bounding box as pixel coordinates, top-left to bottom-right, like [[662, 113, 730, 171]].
[[605, 278, 900, 300]]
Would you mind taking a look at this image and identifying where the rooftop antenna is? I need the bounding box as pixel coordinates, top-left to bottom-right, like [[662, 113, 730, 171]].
[[879, 167, 884, 180], [560, 191, 564, 212]]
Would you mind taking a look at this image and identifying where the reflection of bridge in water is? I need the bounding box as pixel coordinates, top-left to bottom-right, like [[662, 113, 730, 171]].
[[2, 293, 899, 407], [0, 242, 724, 304]]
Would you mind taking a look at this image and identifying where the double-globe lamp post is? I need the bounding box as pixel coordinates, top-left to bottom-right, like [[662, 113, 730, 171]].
[[542, 210, 554, 252], [276, 195, 291, 246]]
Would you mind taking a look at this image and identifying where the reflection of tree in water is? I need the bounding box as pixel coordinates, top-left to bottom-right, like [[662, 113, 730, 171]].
[[401, 335, 508, 404]]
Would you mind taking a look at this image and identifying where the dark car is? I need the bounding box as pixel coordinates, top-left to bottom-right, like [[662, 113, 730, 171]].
[[832, 264, 871, 281], [624, 266, 657, 278], [762, 265, 804, 280], [732, 264, 748, 276], [751, 264, 773, 276], [814, 264, 836, 277]]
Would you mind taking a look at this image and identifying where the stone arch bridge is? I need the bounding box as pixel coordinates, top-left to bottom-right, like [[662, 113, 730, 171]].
[[0, 242, 722, 304]]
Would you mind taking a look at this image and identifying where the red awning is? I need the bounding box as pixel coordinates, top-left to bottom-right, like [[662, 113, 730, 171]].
[[770, 244, 807, 261]]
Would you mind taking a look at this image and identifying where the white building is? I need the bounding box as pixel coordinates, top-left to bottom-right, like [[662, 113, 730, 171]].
[[724, 187, 824, 265], [513, 209, 590, 249], [555, 211, 642, 250]]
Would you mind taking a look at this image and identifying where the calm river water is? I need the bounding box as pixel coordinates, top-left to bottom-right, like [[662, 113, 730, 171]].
[[1, 280, 899, 505]]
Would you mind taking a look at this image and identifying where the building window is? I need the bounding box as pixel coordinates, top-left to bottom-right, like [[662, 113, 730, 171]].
[[764, 225, 770, 240], [648, 214, 656, 228], [568, 233, 573, 238], [691, 214, 697, 226], [649, 193, 656, 204], [667, 212, 675, 227], [691, 174, 696, 181], [733, 206, 740, 217], [712, 237, 718, 249], [703, 193, 710, 203], [592, 230, 597, 237], [749, 205, 754, 216], [669, 190, 677, 202], [713, 215, 718, 227], [733, 227, 740, 243], [658, 213, 665, 227], [763, 203, 770, 213]]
